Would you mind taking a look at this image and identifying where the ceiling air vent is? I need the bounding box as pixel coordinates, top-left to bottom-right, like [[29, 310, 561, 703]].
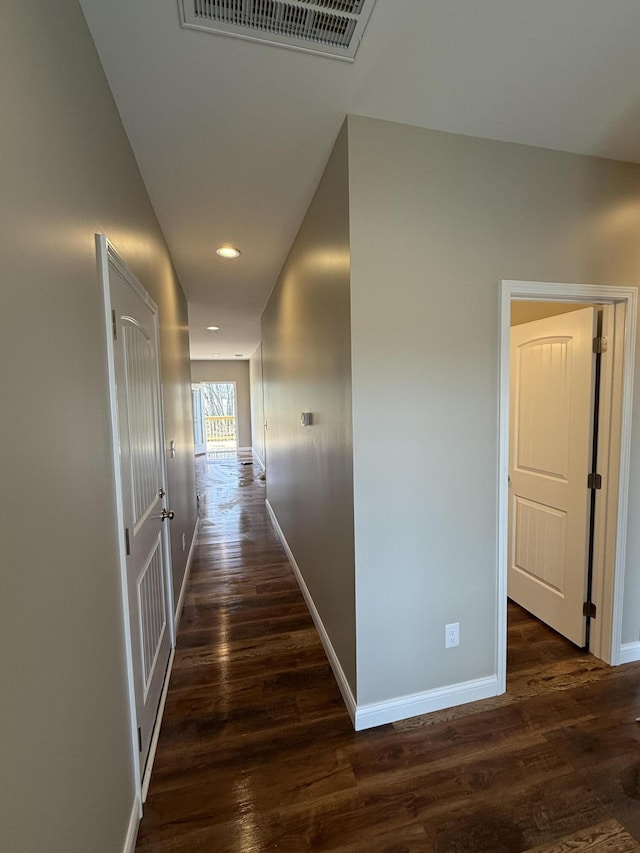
[[178, 0, 377, 61]]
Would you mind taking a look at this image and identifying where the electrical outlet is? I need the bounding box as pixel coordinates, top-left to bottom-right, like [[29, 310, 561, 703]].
[[445, 622, 459, 649], [182, 532, 186, 552]]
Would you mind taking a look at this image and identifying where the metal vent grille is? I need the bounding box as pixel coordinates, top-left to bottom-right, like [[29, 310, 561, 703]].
[[179, 0, 376, 60], [299, 0, 365, 12]]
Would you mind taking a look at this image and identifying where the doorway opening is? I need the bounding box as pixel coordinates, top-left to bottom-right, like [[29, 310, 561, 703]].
[[192, 384, 206, 456], [509, 302, 597, 650], [201, 381, 238, 453], [498, 281, 637, 695]]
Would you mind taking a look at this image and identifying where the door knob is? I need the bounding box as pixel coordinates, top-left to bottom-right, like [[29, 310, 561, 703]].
[[159, 508, 175, 521]]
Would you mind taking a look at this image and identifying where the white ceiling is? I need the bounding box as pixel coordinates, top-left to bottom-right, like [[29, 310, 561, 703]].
[[79, 0, 640, 361]]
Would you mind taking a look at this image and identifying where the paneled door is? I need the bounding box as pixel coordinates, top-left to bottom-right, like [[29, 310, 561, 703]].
[[107, 248, 173, 774], [509, 307, 596, 646]]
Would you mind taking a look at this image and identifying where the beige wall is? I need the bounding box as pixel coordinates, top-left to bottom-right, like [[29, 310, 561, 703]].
[[249, 345, 266, 465], [261, 123, 356, 693], [511, 301, 593, 325], [191, 360, 252, 448], [0, 1, 196, 850], [348, 115, 640, 705]]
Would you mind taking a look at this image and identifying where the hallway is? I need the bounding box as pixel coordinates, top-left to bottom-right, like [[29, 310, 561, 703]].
[[136, 452, 640, 852]]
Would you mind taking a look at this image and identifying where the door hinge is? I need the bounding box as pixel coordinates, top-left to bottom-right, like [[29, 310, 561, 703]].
[[583, 601, 597, 619], [137, 726, 142, 752], [587, 472, 602, 490], [124, 527, 131, 556], [111, 309, 118, 341], [592, 336, 608, 354]]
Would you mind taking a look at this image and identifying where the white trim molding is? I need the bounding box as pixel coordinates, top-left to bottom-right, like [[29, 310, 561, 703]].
[[265, 499, 502, 730], [252, 448, 265, 470], [618, 642, 640, 665], [265, 499, 357, 725], [498, 280, 637, 691], [355, 676, 499, 731], [122, 796, 141, 853], [174, 517, 199, 634]]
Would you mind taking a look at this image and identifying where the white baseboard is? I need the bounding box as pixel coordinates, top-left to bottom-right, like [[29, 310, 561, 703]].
[[618, 642, 640, 664], [355, 675, 499, 731], [265, 499, 357, 726], [141, 646, 175, 803], [122, 796, 141, 853], [264, 499, 499, 731], [252, 448, 265, 470], [174, 517, 199, 634]]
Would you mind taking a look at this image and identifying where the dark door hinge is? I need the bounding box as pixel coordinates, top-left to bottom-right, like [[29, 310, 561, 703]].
[[593, 336, 608, 354], [583, 601, 597, 619], [587, 472, 602, 490], [111, 309, 117, 341], [124, 527, 131, 556], [137, 726, 142, 752]]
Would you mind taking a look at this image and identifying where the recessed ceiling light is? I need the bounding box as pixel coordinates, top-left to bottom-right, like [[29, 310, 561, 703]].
[[216, 246, 240, 259], [213, 353, 221, 358], [206, 325, 220, 331]]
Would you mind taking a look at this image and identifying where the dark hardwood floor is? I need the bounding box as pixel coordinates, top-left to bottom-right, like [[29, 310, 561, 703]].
[[136, 451, 640, 852]]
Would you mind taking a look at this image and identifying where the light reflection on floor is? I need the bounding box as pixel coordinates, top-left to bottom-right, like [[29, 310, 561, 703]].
[[196, 450, 265, 544]]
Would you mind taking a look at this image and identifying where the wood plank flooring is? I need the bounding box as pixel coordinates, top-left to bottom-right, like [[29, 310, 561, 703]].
[[136, 451, 640, 852]]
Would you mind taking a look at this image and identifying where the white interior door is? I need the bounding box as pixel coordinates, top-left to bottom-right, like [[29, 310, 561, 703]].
[[192, 384, 206, 455], [509, 307, 596, 646], [109, 257, 173, 773]]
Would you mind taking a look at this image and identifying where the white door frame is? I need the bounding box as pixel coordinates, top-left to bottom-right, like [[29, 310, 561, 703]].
[[97, 234, 176, 814], [497, 280, 637, 693]]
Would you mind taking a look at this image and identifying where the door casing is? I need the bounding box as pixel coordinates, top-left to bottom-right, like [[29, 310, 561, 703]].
[[498, 280, 637, 693]]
